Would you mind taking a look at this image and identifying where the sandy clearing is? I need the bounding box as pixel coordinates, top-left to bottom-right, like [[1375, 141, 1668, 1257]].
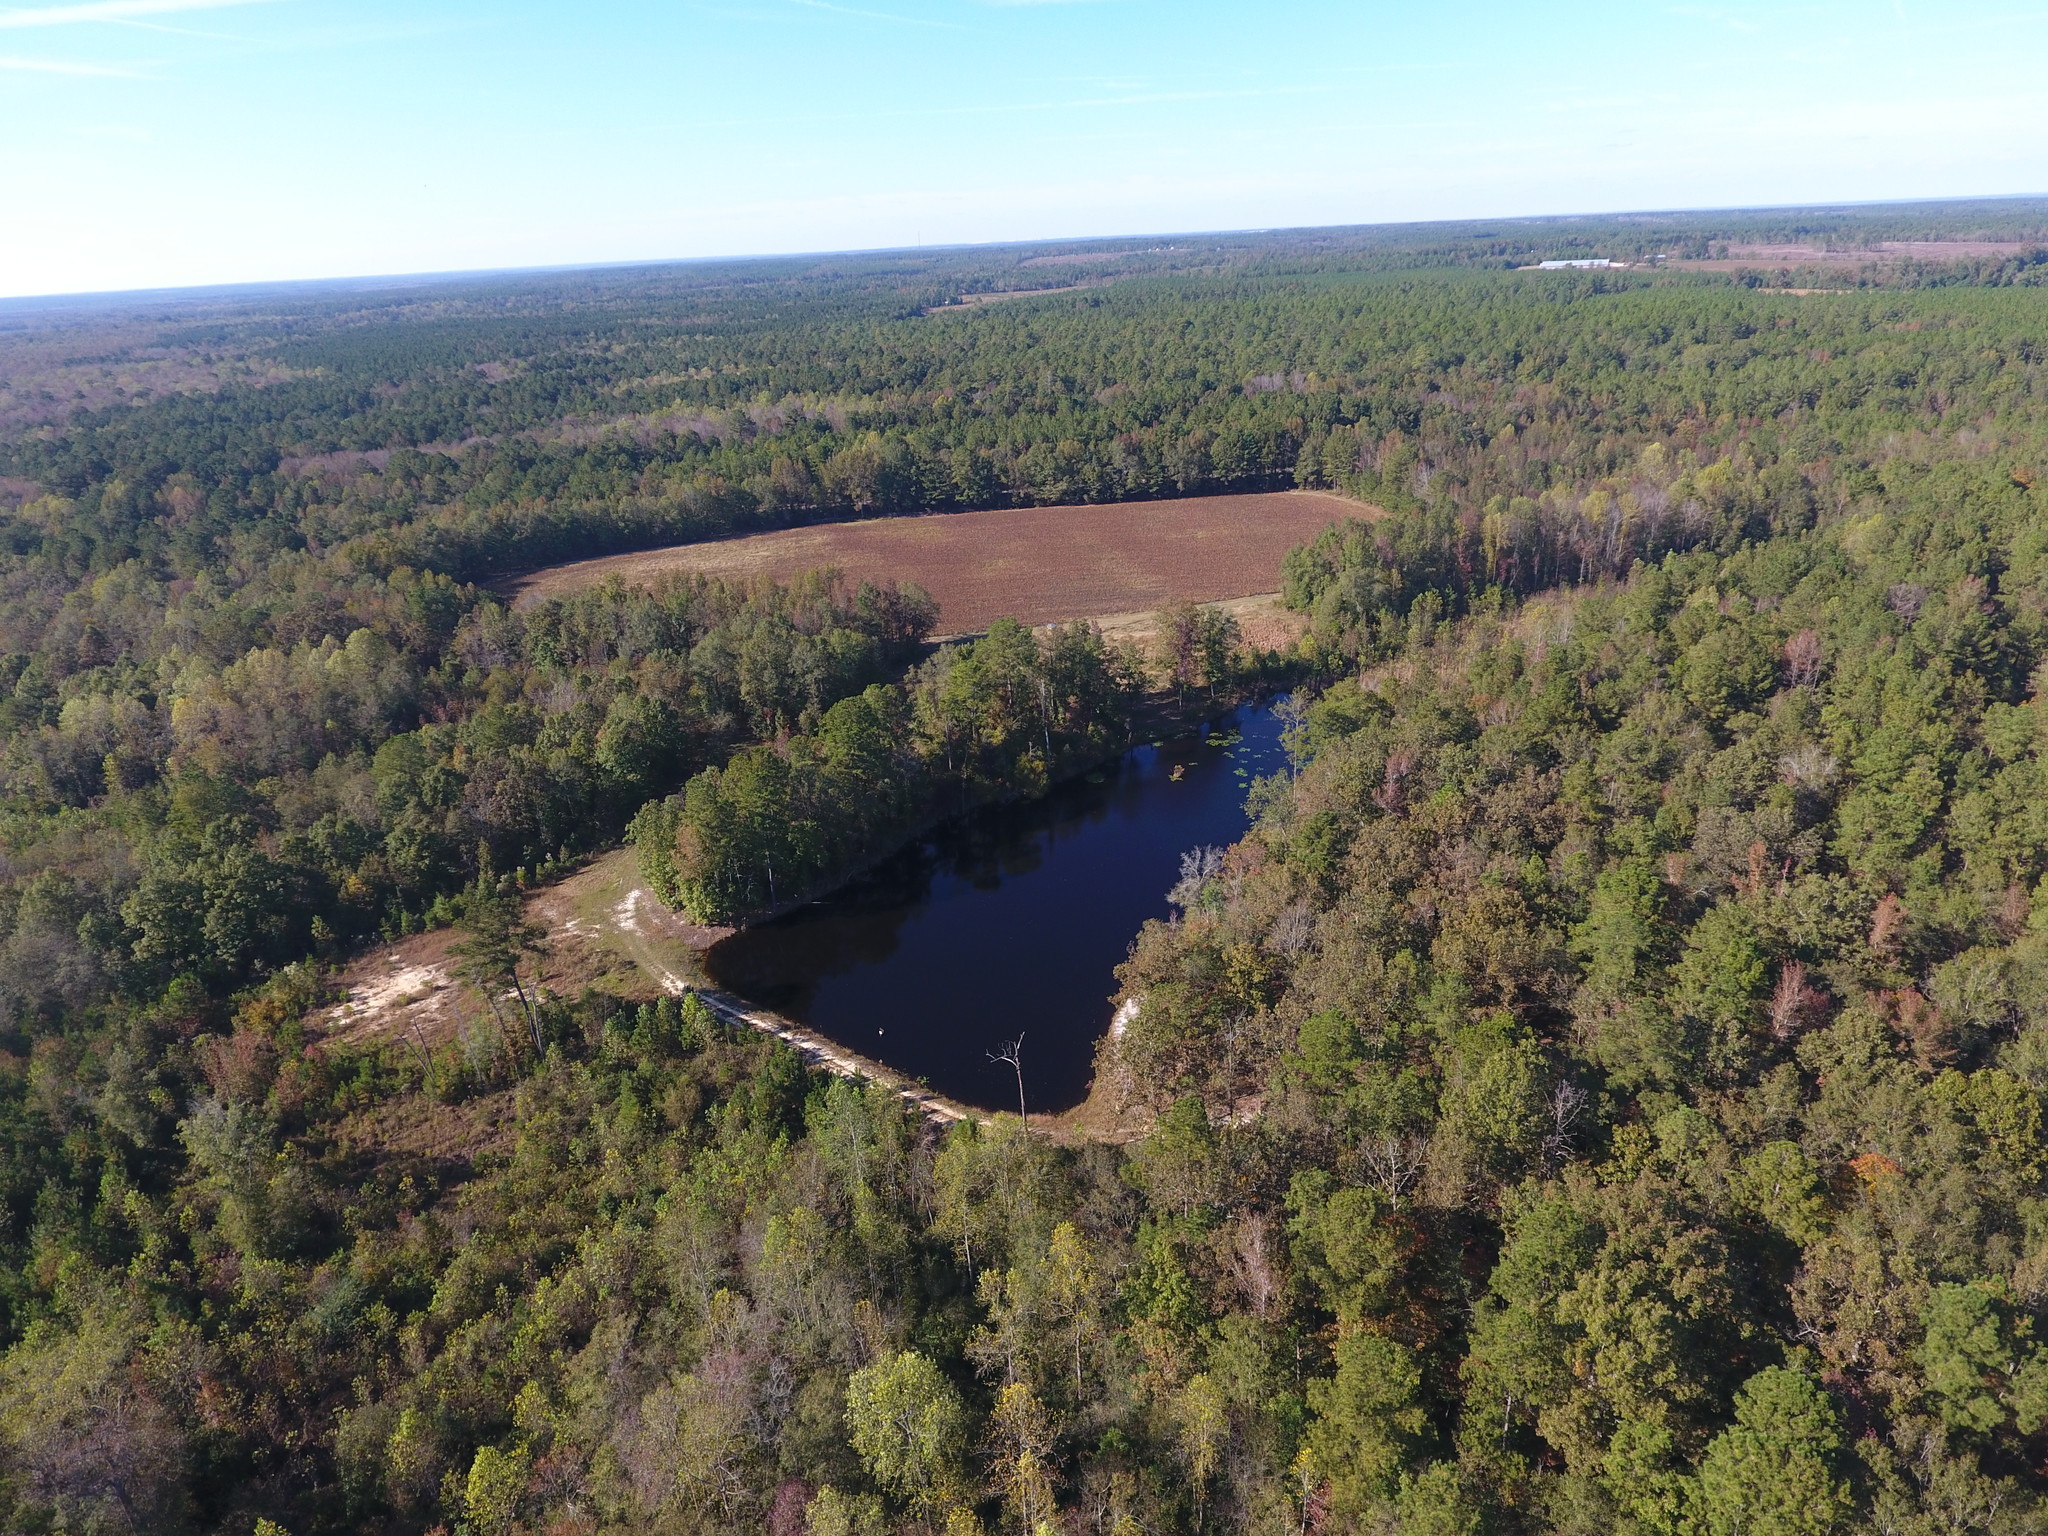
[[322, 931, 464, 1049], [502, 489, 1374, 634], [307, 816, 1173, 1132], [932, 283, 1103, 309], [315, 855, 714, 1054], [1664, 240, 2038, 274], [1089, 590, 1308, 655], [311, 847, 985, 1124]]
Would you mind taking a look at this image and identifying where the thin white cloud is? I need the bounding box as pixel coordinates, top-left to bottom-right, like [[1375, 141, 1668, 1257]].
[[1664, 6, 1765, 34], [0, 0, 271, 28], [0, 50, 136, 70], [104, 16, 255, 35], [782, 0, 964, 27]]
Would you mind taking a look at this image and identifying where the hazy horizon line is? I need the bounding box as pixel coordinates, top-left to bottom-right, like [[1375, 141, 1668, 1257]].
[[7, 188, 2047, 310]]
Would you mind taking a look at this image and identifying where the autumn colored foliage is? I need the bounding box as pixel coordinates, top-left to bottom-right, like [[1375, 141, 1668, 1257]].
[[4, 215, 2048, 1533]]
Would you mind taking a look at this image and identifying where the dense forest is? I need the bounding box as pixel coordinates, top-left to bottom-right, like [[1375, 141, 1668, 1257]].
[[6, 204, 2048, 1533], [631, 615, 1151, 924], [629, 601, 1248, 925]]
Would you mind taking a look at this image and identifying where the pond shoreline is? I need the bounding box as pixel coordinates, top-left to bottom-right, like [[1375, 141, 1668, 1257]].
[[320, 692, 1288, 1126], [664, 681, 1290, 939], [697, 692, 1289, 1114], [691, 987, 987, 1126]]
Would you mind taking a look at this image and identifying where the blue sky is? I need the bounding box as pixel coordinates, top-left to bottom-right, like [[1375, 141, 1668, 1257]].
[[1, 0, 2044, 297]]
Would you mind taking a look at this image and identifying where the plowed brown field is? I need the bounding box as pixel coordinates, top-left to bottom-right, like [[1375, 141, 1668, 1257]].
[[503, 489, 1376, 634]]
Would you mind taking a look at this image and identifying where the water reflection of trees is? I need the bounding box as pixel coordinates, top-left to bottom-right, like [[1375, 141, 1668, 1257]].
[[705, 704, 1286, 1099], [932, 768, 1127, 889], [706, 844, 941, 1002], [706, 764, 1136, 1012]]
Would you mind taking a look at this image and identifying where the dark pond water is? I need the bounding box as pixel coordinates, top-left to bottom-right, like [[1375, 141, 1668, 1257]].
[[703, 699, 1287, 1112]]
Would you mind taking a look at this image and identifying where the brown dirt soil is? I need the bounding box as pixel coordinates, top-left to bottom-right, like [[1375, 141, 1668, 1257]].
[[1020, 251, 1133, 267], [934, 284, 1101, 308], [1874, 241, 2037, 258], [320, 927, 467, 1051], [501, 490, 1376, 634], [1665, 240, 2036, 273], [316, 851, 715, 1055], [1092, 590, 1309, 655]]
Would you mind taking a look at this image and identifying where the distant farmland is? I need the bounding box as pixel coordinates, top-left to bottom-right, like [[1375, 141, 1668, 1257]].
[[504, 489, 1376, 634]]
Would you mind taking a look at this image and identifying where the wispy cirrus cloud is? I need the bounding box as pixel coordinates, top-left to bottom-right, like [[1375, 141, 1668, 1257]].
[[0, 49, 137, 69], [782, 0, 965, 27], [0, 0, 273, 28]]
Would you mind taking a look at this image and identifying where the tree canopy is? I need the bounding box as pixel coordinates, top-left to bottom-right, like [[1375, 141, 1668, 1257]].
[[4, 210, 2048, 1532]]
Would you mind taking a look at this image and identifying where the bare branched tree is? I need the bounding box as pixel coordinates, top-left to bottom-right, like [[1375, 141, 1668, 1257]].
[[1783, 627, 1824, 688], [1268, 901, 1313, 954], [1272, 690, 1310, 779], [1168, 846, 1225, 910], [1362, 1132, 1431, 1210], [1887, 582, 1928, 622], [1768, 960, 1831, 1043], [1227, 1210, 1283, 1322], [1542, 1081, 1591, 1172], [990, 1034, 1027, 1122]]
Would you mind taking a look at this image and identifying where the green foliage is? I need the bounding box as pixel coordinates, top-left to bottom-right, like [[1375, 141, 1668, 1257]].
[[463, 1443, 529, 1534], [1303, 1331, 1428, 1514], [1574, 856, 1675, 995], [0, 1298, 188, 1535], [642, 620, 1145, 922], [1732, 1140, 1831, 1247], [1695, 1368, 1852, 1536], [1918, 1283, 2017, 1434], [844, 1350, 970, 1516], [9, 217, 2048, 1535], [1394, 1462, 1484, 1536], [1288, 1174, 1400, 1326], [806, 1486, 889, 1536]]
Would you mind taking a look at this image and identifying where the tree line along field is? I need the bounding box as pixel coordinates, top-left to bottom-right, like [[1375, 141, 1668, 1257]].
[[4, 205, 2048, 1533]]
